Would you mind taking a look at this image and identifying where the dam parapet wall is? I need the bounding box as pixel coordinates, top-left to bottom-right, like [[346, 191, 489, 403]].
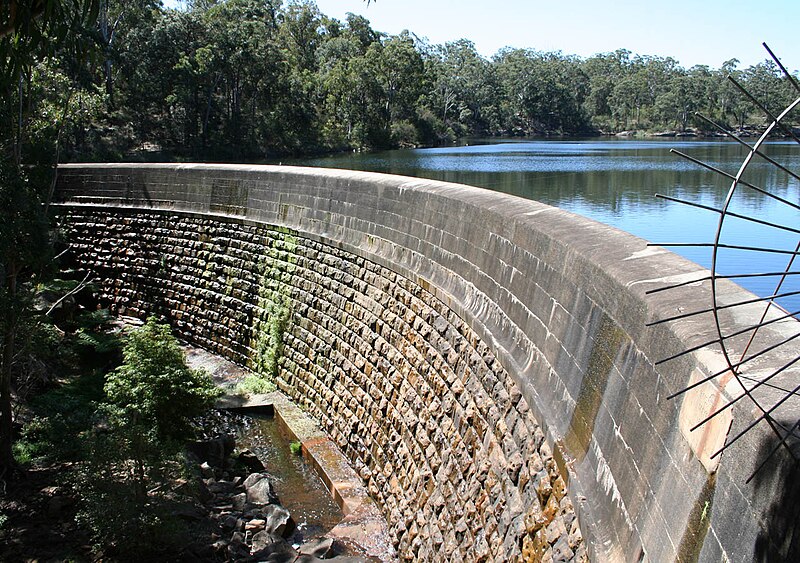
[[55, 163, 800, 562]]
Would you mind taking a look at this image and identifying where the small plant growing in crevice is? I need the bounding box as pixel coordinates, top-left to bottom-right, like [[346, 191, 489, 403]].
[[237, 373, 277, 395], [289, 441, 302, 456]]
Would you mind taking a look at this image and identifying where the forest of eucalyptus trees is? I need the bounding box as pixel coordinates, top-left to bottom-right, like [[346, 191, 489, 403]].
[[4, 0, 799, 163]]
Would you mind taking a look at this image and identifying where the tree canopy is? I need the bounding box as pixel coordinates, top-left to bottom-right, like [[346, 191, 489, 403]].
[[2, 0, 795, 163]]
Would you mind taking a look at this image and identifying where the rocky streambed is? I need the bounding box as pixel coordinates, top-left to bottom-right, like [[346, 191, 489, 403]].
[[190, 409, 376, 562]]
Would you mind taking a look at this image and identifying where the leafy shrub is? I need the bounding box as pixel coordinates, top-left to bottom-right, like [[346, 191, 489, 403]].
[[104, 317, 220, 441], [75, 318, 218, 558], [391, 120, 420, 147], [17, 369, 106, 463], [75, 430, 188, 560]]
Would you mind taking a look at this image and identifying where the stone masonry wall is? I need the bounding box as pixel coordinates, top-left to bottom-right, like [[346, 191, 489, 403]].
[[55, 164, 800, 563], [62, 207, 587, 562]]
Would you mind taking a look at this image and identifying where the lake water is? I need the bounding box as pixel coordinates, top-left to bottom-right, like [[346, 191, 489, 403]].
[[292, 138, 800, 314]]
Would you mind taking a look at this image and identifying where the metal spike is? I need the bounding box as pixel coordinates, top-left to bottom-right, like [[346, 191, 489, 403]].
[[658, 308, 799, 365], [745, 419, 800, 484], [763, 42, 800, 94], [710, 381, 800, 460], [727, 75, 800, 145], [694, 112, 800, 182], [655, 194, 800, 235], [670, 149, 800, 211], [664, 332, 800, 399], [646, 271, 800, 295], [689, 355, 800, 431], [650, 287, 800, 331]]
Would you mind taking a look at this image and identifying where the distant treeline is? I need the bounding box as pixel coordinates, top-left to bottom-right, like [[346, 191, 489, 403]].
[[8, 0, 800, 160]]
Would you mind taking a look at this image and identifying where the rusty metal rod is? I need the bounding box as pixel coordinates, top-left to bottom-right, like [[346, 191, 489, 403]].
[[745, 419, 800, 484], [665, 331, 800, 399], [655, 308, 800, 362], [651, 242, 799, 256], [649, 288, 800, 329], [689, 355, 800, 431], [694, 112, 800, 182], [646, 270, 800, 295], [660, 329, 800, 384], [710, 378, 800, 460], [670, 149, 800, 211], [728, 75, 800, 146], [655, 193, 800, 235], [763, 42, 800, 94], [739, 239, 800, 364]]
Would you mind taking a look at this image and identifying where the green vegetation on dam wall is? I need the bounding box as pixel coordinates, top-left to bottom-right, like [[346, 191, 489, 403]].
[[54, 164, 800, 562]]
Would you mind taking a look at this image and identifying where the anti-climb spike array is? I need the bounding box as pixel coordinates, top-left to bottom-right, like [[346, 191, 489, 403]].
[[648, 43, 800, 482]]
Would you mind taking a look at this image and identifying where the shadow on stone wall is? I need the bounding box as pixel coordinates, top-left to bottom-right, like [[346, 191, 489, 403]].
[[752, 431, 800, 561]]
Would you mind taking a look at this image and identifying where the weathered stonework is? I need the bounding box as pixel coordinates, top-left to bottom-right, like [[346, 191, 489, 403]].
[[62, 208, 587, 561], [54, 164, 800, 563]]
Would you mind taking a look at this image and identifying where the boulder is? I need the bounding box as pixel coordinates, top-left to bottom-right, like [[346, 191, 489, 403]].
[[298, 537, 334, 558], [186, 435, 235, 467], [263, 504, 295, 538], [244, 473, 278, 505], [251, 530, 280, 552], [208, 480, 235, 495], [250, 532, 297, 562], [237, 449, 266, 472], [232, 492, 247, 511]]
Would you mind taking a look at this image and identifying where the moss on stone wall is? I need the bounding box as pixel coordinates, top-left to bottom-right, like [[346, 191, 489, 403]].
[[244, 231, 298, 394]]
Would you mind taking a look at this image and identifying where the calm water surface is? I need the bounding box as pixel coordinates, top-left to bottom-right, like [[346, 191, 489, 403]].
[[236, 415, 342, 541], [292, 138, 800, 312]]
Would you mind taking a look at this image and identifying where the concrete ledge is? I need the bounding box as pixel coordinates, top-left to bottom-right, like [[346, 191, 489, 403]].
[[219, 392, 396, 562], [192, 343, 396, 562]]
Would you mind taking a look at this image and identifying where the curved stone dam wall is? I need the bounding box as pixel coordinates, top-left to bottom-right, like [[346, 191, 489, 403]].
[[54, 164, 800, 562]]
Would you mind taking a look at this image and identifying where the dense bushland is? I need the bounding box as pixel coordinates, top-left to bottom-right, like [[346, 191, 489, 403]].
[[5, 1, 800, 164], [5, 311, 219, 559]]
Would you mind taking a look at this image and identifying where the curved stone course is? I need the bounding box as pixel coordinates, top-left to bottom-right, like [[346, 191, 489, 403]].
[[55, 164, 800, 562], [62, 207, 582, 561]]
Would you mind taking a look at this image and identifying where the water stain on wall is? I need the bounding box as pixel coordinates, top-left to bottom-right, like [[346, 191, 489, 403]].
[[676, 472, 716, 563], [564, 313, 627, 462]]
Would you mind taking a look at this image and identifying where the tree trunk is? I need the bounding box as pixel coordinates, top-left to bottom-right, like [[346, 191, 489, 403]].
[[14, 75, 23, 167], [0, 262, 19, 478], [104, 57, 114, 109], [99, 0, 115, 109]]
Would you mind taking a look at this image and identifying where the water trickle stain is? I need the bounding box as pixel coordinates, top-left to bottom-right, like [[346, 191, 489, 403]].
[[553, 440, 571, 486], [210, 179, 247, 215], [418, 277, 431, 293], [564, 313, 627, 462], [676, 472, 717, 563]]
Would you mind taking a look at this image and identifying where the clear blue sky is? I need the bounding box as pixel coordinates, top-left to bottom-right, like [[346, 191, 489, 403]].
[[312, 0, 800, 71]]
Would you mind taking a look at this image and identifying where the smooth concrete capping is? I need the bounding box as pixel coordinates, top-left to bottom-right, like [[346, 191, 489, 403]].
[[55, 163, 800, 562]]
